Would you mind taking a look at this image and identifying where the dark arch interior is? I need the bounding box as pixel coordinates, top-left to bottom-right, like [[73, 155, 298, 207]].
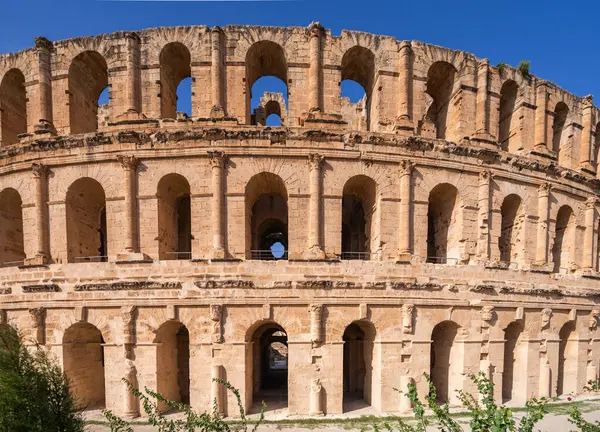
[[157, 174, 192, 260], [0, 188, 25, 266], [502, 321, 524, 403], [430, 320, 459, 404], [499, 80, 518, 151], [160, 42, 192, 119], [427, 184, 459, 264], [0, 69, 27, 146], [341, 47, 375, 131], [499, 194, 522, 264], [552, 205, 573, 273], [552, 102, 569, 155], [343, 321, 375, 412], [341, 175, 376, 260], [425, 61, 457, 139], [155, 321, 190, 409]]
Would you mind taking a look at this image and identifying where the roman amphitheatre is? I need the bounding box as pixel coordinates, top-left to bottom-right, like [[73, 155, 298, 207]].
[[0, 22, 598, 419]]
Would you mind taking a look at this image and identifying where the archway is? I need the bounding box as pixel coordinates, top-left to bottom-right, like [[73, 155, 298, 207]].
[[343, 321, 375, 412], [157, 174, 192, 260], [155, 321, 190, 410], [341, 175, 377, 260], [159, 42, 192, 119], [557, 321, 578, 396], [552, 102, 569, 162], [0, 68, 27, 146], [66, 178, 107, 262], [498, 80, 518, 152], [0, 188, 25, 267], [552, 205, 574, 273], [68, 51, 108, 134], [245, 172, 288, 260], [248, 322, 288, 413], [430, 320, 461, 404], [341, 47, 375, 131], [502, 321, 525, 403], [499, 194, 524, 265], [63, 323, 106, 409], [427, 183, 460, 264], [424, 61, 458, 140]]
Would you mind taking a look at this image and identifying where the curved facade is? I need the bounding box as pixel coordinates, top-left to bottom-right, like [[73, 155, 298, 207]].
[[0, 23, 599, 417]]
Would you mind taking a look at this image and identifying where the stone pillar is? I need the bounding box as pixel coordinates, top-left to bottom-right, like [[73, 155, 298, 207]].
[[534, 81, 549, 151], [472, 59, 494, 145], [305, 153, 325, 259], [28, 307, 45, 345], [539, 358, 551, 398], [583, 197, 597, 271], [399, 375, 414, 412], [33, 37, 54, 131], [580, 95, 594, 170], [125, 33, 141, 114], [208, 151, 227, 259], [309, 378, 323, 415], [211, 365, 224, 416], [535, 183, 551, 267], [210, 27, 225, 117], [121, 306, 139, 418], [476, 170, 492, 261], [309, 304, 323, 345], [117, 156, 140, 258], [398, 160, 413, 261], [27, 163, 50, 265], [307, 22, 324, 112], [395, 41, 413, 134]]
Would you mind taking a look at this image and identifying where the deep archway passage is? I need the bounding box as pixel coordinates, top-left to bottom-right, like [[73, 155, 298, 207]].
[[552, 205, 574, 274], [63, 323, 106, 409], [341, 175, 377, 260], [424, 61, 458, 140], [430, 320, 461, 405], [0, 68, 27, 146], [427, 183, 460, 264], [343, 321, 375, 412], [502, 321, 525, 403], [341, 46, 375, 131], [160, 42, 192, 119], [498, 80, 518, 152], [157, 174, 192, 260], [557, 321, 577, 397], [499, 194, 524, 265], [155, 321, 190, 410], [248, 322, 288, 413], [0, 188, 25, 267]]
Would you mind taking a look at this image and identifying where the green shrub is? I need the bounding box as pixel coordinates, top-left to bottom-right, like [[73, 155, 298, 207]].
[[568, 407, 600, 432], [517, 61, 531, 78]]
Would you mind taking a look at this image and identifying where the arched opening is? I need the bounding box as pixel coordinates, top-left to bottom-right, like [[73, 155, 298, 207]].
[[430, 320, 461, 405], [68, 51, 108, 134], [160, 42, 192, 119], [245, 172, 288, 260], [248, 322, 288, 413], [0, 188, 25, 267], [552, 102, 569, 157], [246, 41, 288, 125], [155, 321, 190, 410], [502, 321, 525, 403], [264, 100, 282, 126], [424, 61, 458, 140], [0, 69, 27, 146], [552, 205, 574, 274], [557, 321, 577, 396], [63, 323, 106, 409], [341, 175, 377, 260], [343, 321, 375, 412], [157, 174, 192, 260], [341, 47, 375, 132], [499, 194, 524, 265], [427, 183, 460, 264], [66, 178, 107, 263], [594, 122, 600, 174], [498, 80, 518, 151]]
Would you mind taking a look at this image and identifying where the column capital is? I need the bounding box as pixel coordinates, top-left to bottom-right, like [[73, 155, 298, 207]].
[[117, 155, 139, 171], [211, 25, 225, 35], [538, 182, 551, 196], [398, 40, 412, 52], [208, 150, 227, 169], [307, 21, 325, 38], [478, 58, 490, 68], [583, 94, 594, 109], [34, 36, 53, 52], [308, 153, 325, 171], [478, 169, 492, 183], [586, 196, 599, 209], [399, 159, 414, 176], [125, 31, 140, 42], [308, 304, 323, 314], [29, 307, 45, 326], [32, 163, 50, 179]]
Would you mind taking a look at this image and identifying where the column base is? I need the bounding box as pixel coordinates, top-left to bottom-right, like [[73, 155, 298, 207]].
[[393, 117, 414, 137], [301, 112, 347, 130], [529, 144, 557, 161], [210, 247, 228, 260], [303, 246, 326, 260], [121, 410, 140, 420], [471, 131, 498, 149], [580, 161, 596, 175], [23, 255, 49, 267], [116, 252, 152, 263], [396, 252, 412, 263]]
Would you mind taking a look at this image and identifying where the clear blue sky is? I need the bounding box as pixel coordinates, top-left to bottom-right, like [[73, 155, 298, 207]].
[[1, 0, 597, 121]]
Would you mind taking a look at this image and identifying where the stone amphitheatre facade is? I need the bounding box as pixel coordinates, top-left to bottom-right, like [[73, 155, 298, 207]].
[[0, 22, 599, 418]]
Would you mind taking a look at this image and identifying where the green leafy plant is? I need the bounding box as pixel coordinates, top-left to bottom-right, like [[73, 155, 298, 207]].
[[568, 406, 600, 432], [517, 61, 531, 78], [102, 377, 265, 432], [583, 376, 600, 393], [497, 62, 507, 74]]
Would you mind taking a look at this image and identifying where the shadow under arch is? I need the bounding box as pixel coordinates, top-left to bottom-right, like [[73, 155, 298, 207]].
[[427, 183, 461, 264], [154, 320, 190, 409], [157, 173, 192, 260], [341, 46, 375, 131], [342, 320, 376, 413], [341, 175, 378, 260], [0, 68, 27, 146], [430, 320, 461, 405], [159, 42, 192, 119], [0, 187, 25, 267]]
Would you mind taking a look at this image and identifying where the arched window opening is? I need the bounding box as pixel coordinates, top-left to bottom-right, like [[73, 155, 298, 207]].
[[341, 175, 377, 260], [343, 321, 375, 413], [430, 321, 461, 405], [66, 178, 108, 263], [246, 41, 288, 125], [557, 322, 577, 397], [155, 321, 190, 410], [552, 205, 574, 274], [63, 323, 106, 409], [246, 172, 288, 260], [552, 102, 569, 157], [499, 194, 524, 265], [160, 42, 192, 119], [424, 62, 458, 140], [157, 174, 192, 260], [498, 80, 518, 152], [502, 321, 525, 403], [593, 123, 600, 174], [0, 188, 25, 267], [248, 323, 288, 413], [0, 69, 27, 146], [68, 51, 108, 134], [427, 184, 460, 264], [341, 47, 375, 132], [97, 86, 111, 130], [253, 95, 286, 126]]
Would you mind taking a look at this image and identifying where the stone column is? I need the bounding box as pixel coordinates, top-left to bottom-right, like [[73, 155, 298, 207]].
[[583, 197, 597, 271], [125, 33, 141, 114], [210, 27, 225, 117], [309, 304, 323, 345], [208, 151, 227, 259], [395, 41, 413, 134], [476, 170, 492, 261], [28, 163, 50, 265], [309, 378, 323, 415], [580, 95, 594, 170], [121, 306, 139, 418], [33, 37, 54, 131], [399, 375, 414, 412], [306, 153, 325, 259], [117, 156, 139, 258], [472, 59, 494, 144], [211, 365, 224, 416], [535, 183, 551, 267], [29, 307, 45, 345], [398, 160, 413, 261], [307, 22, 324, 112], [534, 81, 549, 151]]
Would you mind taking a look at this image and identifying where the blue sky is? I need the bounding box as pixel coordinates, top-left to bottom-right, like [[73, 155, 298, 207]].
[[1, 0, 597, 123]]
